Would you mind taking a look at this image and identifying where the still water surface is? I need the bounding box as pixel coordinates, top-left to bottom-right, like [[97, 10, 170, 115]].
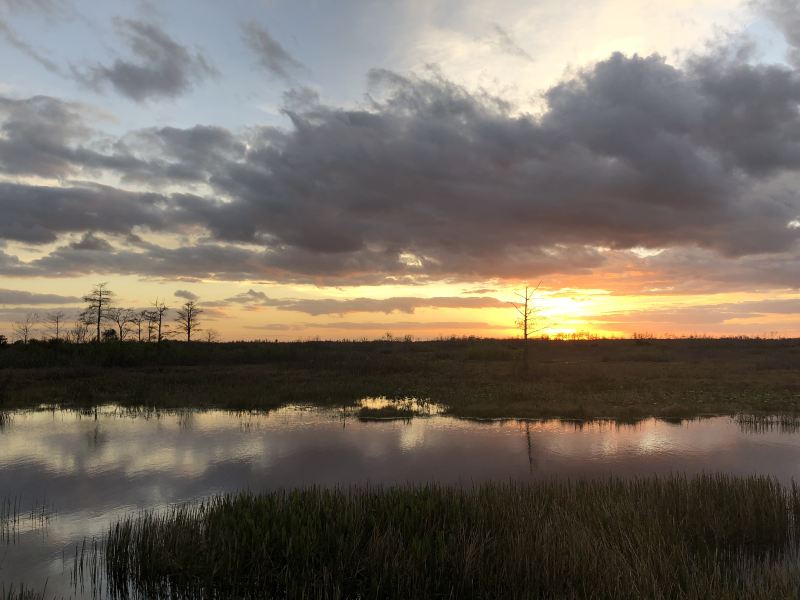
[[2, 405, 800, 596]]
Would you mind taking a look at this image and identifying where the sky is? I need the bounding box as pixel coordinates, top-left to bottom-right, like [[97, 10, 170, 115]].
[[1, 0, 799, 341]]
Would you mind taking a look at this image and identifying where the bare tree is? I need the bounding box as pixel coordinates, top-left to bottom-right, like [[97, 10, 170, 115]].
[[143, 310, 157, 342], [45, 311, 66, 340], [151, 299, 169, 342], [512, 283, 541, 374], [130, 311, 148, 342], [106, 308, 135, 341], [175, 300, 203, 342], [204, 329, 220, 343], [82, 283, 114, 342], [74, 319, 90, 344], [66, 318, 90, 344], [13, 313, 39, 344]]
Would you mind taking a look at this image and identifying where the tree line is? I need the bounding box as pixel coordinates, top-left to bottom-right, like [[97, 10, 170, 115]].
[[1, 282, 218, 346]]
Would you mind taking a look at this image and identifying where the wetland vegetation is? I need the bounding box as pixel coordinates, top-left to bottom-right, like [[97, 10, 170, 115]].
[[0, 337, 798, 420], [3, 338, 800, 597], [101, 476, 800, 599]]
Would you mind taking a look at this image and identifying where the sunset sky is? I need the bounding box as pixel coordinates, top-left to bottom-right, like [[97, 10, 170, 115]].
[[1, 0, 799, 340]]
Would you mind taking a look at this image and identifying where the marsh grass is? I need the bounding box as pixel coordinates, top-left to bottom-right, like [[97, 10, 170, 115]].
[[356, 405, 417, 420], [2, 338, 799, 420], [735, 414, 800, 434], [70, 537, 103, 598], [103, 476, 800, 599], [0, 585, 50, 600], [0, 496, 52, 544], [356, 396, 441, 420]]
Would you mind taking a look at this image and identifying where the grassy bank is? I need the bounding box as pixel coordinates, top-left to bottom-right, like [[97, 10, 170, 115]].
[[103, 476, 800, 599], [1, 338, 799, 419]]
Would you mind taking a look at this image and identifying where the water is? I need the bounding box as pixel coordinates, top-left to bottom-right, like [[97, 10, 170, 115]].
[[3, 405, 800, 596]]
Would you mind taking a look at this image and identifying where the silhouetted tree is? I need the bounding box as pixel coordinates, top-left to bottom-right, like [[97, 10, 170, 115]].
[[175, 300, 202, 342], [12, 313, 38, 344], [143, 310, 157, 342], [68, 318, 90, 344], [45, 311, 66, 340], [513, 283, 541, 374], [0, 334, 8, 347], [130, 311, 148, 342], [107, 307, 135, 341], [82, 283, 114, 342], [150, 299, 169, 342], [102, 328, 118, 342], [204, 329, 220, 343]]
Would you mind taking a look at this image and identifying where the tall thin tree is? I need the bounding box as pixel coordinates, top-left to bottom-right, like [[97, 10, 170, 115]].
[[130, 311, 147, 342], [175, 300, 203, 342], [512, 283, 541, 374], [45, 311, 66, 340], [151, 299, 169, 343], [82, 283, 114, 343], [143, 310, 157, 342]]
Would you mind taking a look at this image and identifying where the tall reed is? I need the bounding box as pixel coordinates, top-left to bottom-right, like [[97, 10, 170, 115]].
[[104, 475, 800, 599]]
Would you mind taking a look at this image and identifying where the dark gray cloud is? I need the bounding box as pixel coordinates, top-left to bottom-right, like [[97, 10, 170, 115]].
[[241, 22, 305, 81], [222, 290, 509, 315], [1, 30, 800, 286], [0, 182, 206, 243], [69, 232, 113, 251], [0, 95, 90, 177], [0, 95, 246, 183], [199, 57, 799, 278], [0, 240, 275, 281], [0, 288, 79, 305], [174, 289, 199, 301], [78, 19, 215, 102]]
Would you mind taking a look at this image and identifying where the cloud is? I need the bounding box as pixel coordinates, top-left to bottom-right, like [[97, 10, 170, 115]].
[[0, 288, 79, 305], [0, 0, 63, 14], [0, 95, 91, 177], [222, 291, 509, 315], [0, 240, 279, 281], [591, 298, 800, 334], [0, 95, 248, 183], [241, 22, 305, 81], [202, 57, 799, 276], [489, 24, 532, 61], [248, 321, 503, 331], [77, 19, 215, 102], [174, 289, 199, 301], [69, 232, 113, 251], [0, 181, 202, 243], [758, 0, 800, 67], [0, 19, 62, 73], [1, 26, 800, 287]]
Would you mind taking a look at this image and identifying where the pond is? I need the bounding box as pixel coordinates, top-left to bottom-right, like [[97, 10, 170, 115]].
[[2, 404, 800, 596]]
